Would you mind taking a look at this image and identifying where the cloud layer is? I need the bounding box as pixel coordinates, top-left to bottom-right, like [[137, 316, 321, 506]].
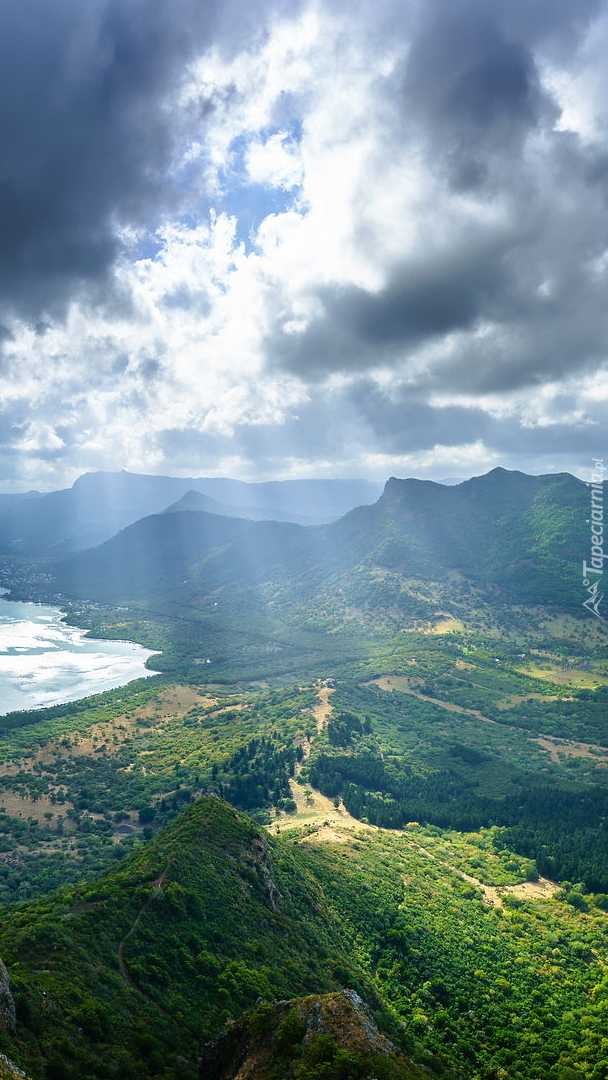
[[2, 0, 608, 488]]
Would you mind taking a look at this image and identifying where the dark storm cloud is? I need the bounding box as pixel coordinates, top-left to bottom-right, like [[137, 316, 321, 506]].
[[349, 250, 506, 346], [401, 2, 552, 190], [269, 236, 511, 378], [345, 382, 491, 452], [263, 0, 608, 398], [395, 0, 606, 192], [0, 0, 301, 320], [268, 213, 608, 391], [343, 377, 605, 461], [0, 0, 198, 315], [269, 207, 607, 393], [458, 0, 603, 57]]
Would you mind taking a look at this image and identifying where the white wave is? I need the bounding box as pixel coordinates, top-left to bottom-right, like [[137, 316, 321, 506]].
[[0, 598, 156, 713]]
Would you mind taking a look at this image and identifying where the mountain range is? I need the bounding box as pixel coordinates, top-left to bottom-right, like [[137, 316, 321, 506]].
[[46, 466, 591, 616], [0, 471, 383, 558]]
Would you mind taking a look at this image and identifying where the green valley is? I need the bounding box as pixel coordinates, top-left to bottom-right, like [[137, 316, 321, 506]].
[[0, 468, 607, 1078]]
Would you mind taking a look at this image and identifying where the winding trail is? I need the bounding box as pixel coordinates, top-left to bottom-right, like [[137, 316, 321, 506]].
[[366, 675, 500, 725], [117, 864, 170, 989], [311, 685, 333, 735], [267, 684, 373, 841]]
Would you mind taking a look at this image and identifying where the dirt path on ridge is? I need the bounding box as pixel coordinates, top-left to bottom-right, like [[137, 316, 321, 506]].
[[267, 685, 376, 842], [311, 685, 333, 734], [413, 841, 559, 908], [117, 864, 170, 988], [366, 675, 499, 725], [267, 685, 561, 905]]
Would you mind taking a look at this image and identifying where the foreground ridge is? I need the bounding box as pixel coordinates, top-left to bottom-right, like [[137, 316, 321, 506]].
[[203, 990, 424, 1080]]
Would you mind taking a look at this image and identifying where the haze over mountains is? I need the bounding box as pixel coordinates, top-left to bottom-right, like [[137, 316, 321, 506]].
[[0, 472, 383, 558], [44, 467, 590, 614]]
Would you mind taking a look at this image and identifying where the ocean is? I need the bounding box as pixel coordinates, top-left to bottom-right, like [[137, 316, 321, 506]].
[[0, 597, 156, 714]]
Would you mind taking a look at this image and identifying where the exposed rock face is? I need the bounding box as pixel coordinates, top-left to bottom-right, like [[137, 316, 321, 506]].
[[0, 1055, 28, 1080], [0, 961, 16, 1032], [201, 990, 423, 1079]]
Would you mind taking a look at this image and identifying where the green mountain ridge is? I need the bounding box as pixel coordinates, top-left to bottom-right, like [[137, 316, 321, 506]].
[[48, 467, 593, 609], [3, 795, 608, 1080], [0, 797, 370, 1079], [0, 797, 468, 1080]]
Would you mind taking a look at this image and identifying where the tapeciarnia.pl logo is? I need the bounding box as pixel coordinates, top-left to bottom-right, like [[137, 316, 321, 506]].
[[582, 458, 606, 619]]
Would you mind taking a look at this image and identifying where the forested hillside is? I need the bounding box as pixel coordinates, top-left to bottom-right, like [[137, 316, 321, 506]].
[[3, 796, 608, 1080]]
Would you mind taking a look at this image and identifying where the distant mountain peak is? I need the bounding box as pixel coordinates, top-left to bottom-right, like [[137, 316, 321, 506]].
[[383, 475, 441, 493]]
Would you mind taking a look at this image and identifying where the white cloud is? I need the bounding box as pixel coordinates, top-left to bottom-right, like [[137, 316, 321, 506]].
[[245, 132, 303, 189], [360, 442, 501, 480], [2, 0, 608, 489], [540, 9, 608, 142], [14, 422, 65, 453]]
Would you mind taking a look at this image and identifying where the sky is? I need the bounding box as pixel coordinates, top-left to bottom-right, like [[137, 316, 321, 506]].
[[1, 0, 608, 491]]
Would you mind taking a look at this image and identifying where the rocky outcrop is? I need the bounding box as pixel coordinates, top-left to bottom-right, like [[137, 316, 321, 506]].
[[0, 1054, 28, 1080], [201, 990, 424, 1079], [0, 961, 16, 1032]]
